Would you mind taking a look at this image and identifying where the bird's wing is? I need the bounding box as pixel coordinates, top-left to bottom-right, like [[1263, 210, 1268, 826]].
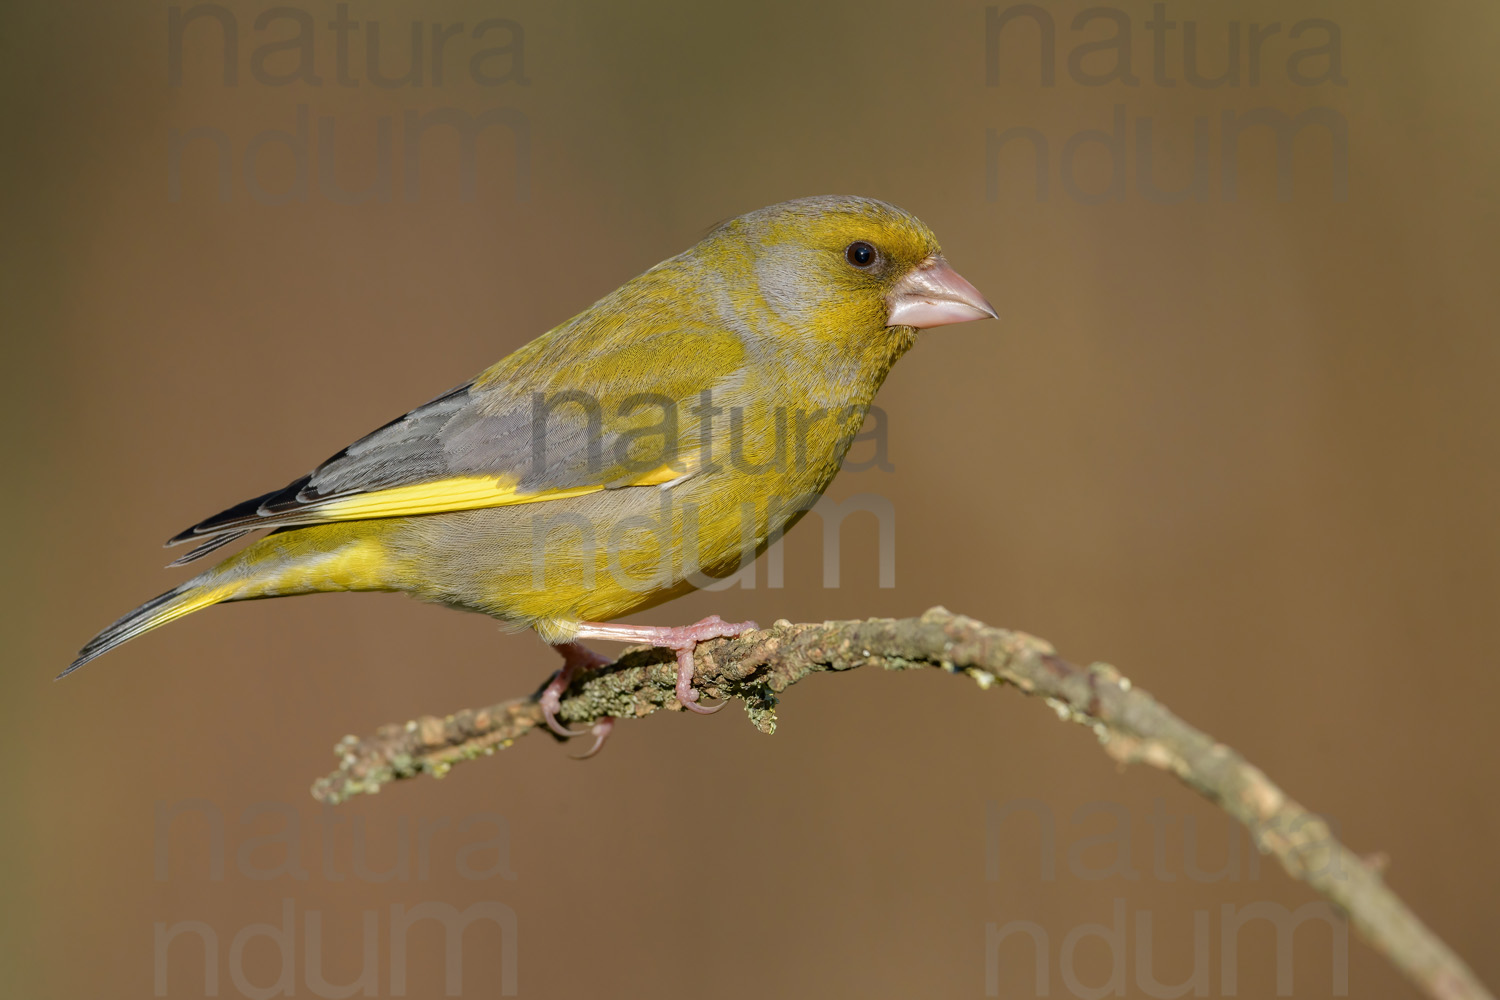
[[167, 322, 752, 559]]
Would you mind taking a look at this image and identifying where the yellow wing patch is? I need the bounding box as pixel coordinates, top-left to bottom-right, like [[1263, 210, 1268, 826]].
[[313, 476, 605, 521], [309, 462, 697, 523]]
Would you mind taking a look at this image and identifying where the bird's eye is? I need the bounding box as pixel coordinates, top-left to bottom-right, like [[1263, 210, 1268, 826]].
[[845, 241, 877, 268]]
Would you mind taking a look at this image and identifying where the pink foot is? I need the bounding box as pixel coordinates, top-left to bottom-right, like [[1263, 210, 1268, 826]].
[[540, 641, 612, 739], [570, 717, 615, 760], [572, 615, 759, 714]]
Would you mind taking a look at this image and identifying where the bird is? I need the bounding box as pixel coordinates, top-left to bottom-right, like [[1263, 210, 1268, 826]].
[[64, 195, 996, 753]]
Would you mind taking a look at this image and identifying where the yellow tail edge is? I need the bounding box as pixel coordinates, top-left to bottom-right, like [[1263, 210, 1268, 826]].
[[60, 582, 235, 679]]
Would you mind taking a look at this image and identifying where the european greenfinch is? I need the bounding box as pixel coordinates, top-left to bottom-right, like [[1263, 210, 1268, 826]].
[[66, 195, 995, 749]]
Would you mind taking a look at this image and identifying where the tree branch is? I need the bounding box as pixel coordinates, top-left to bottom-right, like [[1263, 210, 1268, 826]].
[[310, 607, 1493, 1000]]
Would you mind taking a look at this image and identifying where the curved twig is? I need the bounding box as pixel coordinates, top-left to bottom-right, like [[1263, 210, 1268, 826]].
[[311, 607, 1493, 1000]]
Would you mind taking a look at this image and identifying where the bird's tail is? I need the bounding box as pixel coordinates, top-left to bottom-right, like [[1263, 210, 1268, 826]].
[[62, 523, 396, 678], [60, 579, 239, 677]]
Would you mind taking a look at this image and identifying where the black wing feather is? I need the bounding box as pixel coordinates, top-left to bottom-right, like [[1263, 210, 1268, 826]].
[[166, 380, 477, 547]]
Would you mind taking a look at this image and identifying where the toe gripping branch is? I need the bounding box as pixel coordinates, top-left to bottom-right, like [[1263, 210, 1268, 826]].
[[535, 616, 760, 757]]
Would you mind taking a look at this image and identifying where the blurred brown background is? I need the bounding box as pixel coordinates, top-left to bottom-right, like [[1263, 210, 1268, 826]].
[[4, 0, 1497, 996]]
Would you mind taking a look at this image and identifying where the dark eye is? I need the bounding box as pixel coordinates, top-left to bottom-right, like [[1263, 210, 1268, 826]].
[[845, 241, 877, 268]]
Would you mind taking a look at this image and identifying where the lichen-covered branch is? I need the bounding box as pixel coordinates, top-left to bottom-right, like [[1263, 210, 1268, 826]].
[[311, 607, 1493, 1000]]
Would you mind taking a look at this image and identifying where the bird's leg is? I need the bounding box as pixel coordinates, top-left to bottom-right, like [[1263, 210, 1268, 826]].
[[539, 641, 612, 739], [571, 615, 758, 714]]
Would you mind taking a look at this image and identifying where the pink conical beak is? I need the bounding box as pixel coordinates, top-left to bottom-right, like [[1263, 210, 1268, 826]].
[[886, 258, 998, 329]]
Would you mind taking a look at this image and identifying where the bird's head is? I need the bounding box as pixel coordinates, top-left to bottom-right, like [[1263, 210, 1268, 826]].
[[704, 196, 996, 336]]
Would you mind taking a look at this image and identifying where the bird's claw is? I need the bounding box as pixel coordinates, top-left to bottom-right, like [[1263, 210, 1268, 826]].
[[566, 615, 759, 719], [668, 616, 757, 713], [539, 673, 592, 738], [538, 642, 613, 740], [569, 717, 615, 760]]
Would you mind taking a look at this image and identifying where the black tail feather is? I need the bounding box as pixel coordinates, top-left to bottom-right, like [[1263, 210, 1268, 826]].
[[61, 585, 195, 678]]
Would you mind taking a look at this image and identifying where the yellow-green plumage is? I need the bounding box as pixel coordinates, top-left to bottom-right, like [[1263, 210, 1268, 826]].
[[67, 196, 990, 675]]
